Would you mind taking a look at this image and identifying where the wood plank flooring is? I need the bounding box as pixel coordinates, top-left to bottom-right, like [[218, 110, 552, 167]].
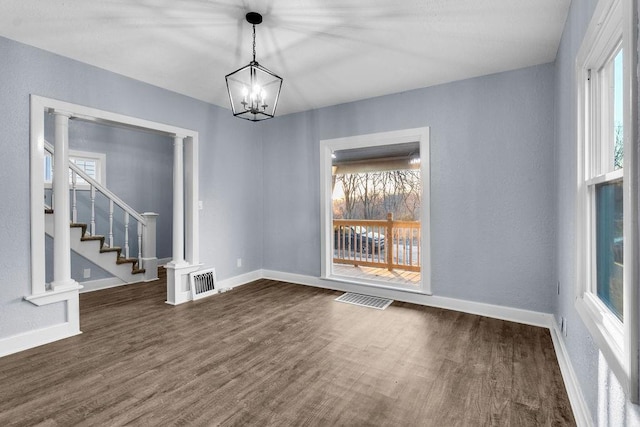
[[0, 272, 575, 426]]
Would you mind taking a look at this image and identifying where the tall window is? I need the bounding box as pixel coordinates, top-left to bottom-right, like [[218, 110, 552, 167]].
[[319, 128, 431, 294], [576, 0, 637, 400], [588, 46, 624, 321]]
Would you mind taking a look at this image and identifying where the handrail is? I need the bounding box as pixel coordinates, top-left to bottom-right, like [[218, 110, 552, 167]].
[[44, 140, 146, 225]]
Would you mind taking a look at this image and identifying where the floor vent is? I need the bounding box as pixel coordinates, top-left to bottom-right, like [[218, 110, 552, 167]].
[[189, 268, 218, 300], [335, 292, 393, 310]]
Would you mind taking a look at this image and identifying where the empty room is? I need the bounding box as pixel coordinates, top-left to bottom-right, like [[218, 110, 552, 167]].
[[0, 0, 639, 425]]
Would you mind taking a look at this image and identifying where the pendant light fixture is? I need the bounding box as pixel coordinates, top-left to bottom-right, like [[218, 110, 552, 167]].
[[225, 12, 283, 122]]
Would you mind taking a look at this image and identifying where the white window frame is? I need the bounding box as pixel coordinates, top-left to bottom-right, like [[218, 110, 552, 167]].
[[44, 148, 106, 190], [319, 127, 431, 294], [575, 0, 638, 401]]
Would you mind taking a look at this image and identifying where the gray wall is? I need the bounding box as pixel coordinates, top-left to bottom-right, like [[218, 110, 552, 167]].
[[0, 35, 263, 338], [554, 0, 640, 424], [262, 63, 557, 313]]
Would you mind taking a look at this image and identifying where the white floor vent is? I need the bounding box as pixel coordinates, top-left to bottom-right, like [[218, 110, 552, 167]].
[[335, 292, 393, 310], [189, 268, 218, 300]]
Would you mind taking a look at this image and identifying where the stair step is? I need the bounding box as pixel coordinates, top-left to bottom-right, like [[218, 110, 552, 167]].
[[81, 235, 104, 242], [46, 214, 146, 278]]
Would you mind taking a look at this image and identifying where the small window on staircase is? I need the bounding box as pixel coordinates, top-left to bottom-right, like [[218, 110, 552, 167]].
[[44, 149, 106, 189]]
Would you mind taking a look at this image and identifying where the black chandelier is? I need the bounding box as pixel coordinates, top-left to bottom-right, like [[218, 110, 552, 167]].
[[225, 12, 283, 122]]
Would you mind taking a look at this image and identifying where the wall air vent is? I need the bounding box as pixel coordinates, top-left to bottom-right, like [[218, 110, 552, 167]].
[[189, 268, 218, 301]]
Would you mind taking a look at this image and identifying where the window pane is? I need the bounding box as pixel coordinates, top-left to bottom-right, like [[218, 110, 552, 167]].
[[44, 154, 52, 183], [613, 49, 623, 170], [595, 180, 623, 321]]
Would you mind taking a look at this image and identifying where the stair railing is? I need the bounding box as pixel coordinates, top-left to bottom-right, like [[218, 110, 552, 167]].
[[44, 141, 158, 281]]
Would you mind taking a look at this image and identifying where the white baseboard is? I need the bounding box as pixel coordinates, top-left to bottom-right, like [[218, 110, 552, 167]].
[[157, 257, 172, 266], [0, 322, 81, 358], [218, 269, 263, 290], [261, 270, 551, 328], [78, 277, 126, 293], [549, 319, 594, 427]]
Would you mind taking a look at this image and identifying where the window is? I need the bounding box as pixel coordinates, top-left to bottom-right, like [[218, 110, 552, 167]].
[[319, 128, 431, 294], [44, 149, 106, 189], [576, 0, 637, 400]]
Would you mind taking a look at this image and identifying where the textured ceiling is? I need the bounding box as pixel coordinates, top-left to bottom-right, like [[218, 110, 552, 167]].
[[0, 0, 571, 116]]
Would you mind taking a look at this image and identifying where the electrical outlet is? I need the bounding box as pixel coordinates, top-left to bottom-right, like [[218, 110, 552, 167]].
[[83, 268, 91, 279], [561, 317, 568, 337], [237, 258, 242, 268], [198, 200, 203, 210]]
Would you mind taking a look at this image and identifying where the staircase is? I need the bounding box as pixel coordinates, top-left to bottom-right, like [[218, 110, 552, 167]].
[[44, 140, 158, 286]]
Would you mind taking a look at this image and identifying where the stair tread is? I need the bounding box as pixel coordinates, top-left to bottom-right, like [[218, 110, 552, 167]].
[[100, 247, 122, 253], [46, 208, 146, 279], [81, 236, 104, 241]]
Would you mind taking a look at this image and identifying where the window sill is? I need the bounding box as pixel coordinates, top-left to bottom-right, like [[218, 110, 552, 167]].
[[575, 294, 628, 393], [323, 274, 431, 296], [24, 285, 83, 306]]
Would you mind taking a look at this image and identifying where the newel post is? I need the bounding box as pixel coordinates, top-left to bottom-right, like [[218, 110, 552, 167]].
[[141, 212, 159, 281], [386, 213, 394, 271]]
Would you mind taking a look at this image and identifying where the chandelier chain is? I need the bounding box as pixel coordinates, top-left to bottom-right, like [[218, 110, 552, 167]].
[[252, 24, 256, 62]]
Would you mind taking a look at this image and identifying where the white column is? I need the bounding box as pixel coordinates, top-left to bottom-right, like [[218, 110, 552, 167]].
[[51, 112, 76, 290], [169, 135, 187, 267]]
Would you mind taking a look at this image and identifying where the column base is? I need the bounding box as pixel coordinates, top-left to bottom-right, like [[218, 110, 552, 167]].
[[165, 262, 202, 305], [51, 279, 79, 291]]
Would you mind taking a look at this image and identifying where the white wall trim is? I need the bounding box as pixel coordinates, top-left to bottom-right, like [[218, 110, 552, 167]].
[[0, 322, 81, 358], [549, 319, 595, 427], [157, 257, 172, 266], [262, 269, 552, 328], [217, 270, 263, 290]]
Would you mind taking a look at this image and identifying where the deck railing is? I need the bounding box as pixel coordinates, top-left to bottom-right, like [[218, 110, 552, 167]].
[[333, 213, 421, 272]]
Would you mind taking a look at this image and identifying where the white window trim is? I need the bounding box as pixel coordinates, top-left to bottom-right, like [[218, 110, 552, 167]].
[[319, 127, 431, 294], [44, 147, 106, 190], [575, 0, 638, 401]]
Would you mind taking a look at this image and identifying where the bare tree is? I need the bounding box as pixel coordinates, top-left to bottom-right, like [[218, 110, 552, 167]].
[[338, 174, 359, 219], [334, 169, 421, 220]]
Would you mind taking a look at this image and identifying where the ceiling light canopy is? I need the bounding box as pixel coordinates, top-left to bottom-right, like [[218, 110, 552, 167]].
[[225, 12, 283, 122]]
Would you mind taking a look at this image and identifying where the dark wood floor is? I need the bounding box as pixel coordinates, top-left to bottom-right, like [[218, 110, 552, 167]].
[[0, 271, 575, 426]]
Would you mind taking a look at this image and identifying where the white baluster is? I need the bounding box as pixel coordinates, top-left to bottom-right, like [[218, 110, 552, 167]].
[[124, 212, 130, 259], [109, 199, 114, 248], [71, 170, 77, 223], [137, 222, 143, 262], [90, 186, 96, 236]]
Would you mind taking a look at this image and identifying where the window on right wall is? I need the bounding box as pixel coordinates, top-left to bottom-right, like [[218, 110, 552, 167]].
[[575, 0, 637, 402]]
